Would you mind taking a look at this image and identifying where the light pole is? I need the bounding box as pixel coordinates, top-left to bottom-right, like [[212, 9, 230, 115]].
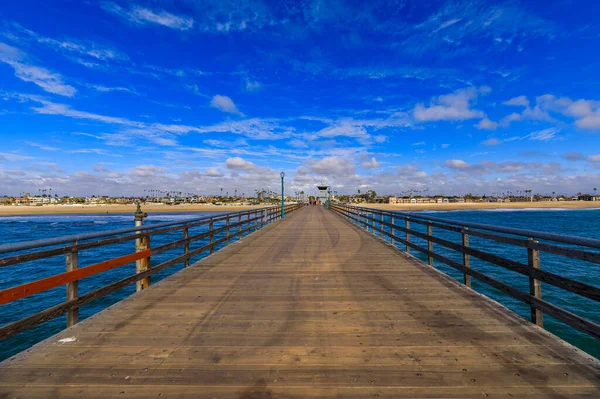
[[280, 172, 285, 219]]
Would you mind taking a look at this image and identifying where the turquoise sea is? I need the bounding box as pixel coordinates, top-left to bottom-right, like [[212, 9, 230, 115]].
[[0, 209, 599, 361]]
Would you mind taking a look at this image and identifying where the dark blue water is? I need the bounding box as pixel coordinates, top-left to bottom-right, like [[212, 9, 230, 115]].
[[1, 209, 599, 361]]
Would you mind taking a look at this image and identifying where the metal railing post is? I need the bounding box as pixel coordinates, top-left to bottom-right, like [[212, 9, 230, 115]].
[[183, 224, 190, 267], [405, 217, 411, 254], [66, 247, 78, 327], [528, 237, 543, 327], [427, 221, 434, 266], [462, 228, 471, 287]]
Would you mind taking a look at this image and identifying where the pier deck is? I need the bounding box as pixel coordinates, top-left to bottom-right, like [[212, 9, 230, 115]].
[[1, 206, 599, 398]]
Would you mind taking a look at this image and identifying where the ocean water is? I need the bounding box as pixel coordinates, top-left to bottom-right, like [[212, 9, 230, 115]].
[[0, 209, 599, 361]]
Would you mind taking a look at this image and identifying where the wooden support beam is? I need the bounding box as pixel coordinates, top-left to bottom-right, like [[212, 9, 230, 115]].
[[529, 237, 543, 327], [405, 217, 411, 254], [65, 249, 78, 327], [209, 220, 214, 254], [427, 222, 434, 266], [136, 235, 151, 291], [462, 228, 471, 288], [183, 225, 190, 268]]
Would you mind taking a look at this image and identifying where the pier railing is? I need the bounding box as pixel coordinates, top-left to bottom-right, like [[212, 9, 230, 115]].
[[332, 204, 600, 341], [0, 203, 302, 340]]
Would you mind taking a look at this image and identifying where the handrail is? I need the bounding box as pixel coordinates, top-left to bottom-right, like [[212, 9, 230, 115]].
[[0, 203, 303, 341], [0, 206, 282, 255], [331, 204, 600, 342], [354, 206, 600, 249]]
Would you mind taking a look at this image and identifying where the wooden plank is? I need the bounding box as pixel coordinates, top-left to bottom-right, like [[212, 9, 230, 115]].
[[1, 206, 599, 399]]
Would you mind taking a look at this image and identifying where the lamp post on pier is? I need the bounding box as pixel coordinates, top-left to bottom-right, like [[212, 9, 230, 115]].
[[280, 172, 285, 219]]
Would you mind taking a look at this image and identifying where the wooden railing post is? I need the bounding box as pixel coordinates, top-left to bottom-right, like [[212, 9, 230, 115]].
[[238, 213, 242, 237], [209, 219, 215, 254], [226, 216, 230, 245], [183, 224, 190, 268], [528, 237, 543, 327], [462, 228, 471, 288], [391, 215, 395, 246], [66, 248, 78, 327], [380, 213, 384, 238], [405, 217, 411, 254], [427, 221, 434, 266], [134, 204, 150, 291]]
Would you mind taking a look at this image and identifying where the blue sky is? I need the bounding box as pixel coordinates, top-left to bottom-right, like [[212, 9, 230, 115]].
[[1, 0, 599, 197]]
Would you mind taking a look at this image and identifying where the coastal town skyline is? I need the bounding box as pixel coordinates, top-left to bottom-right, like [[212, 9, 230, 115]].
[[2, 1, 600, 196]]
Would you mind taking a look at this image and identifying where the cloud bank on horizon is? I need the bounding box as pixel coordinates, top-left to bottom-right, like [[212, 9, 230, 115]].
[[0, 0, 599, 197]]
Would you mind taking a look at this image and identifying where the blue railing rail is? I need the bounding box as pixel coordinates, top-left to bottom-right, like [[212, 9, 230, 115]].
[[332, 204, 600, 341]]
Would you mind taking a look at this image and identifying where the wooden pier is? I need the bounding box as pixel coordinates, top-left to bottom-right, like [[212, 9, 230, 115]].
[[1, 206, 599, 398]]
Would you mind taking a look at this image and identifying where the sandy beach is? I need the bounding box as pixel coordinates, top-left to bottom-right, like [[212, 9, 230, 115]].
[[357, 201, 600, 212], [0, 203, 268, 216], [0, 201, 599, 215]]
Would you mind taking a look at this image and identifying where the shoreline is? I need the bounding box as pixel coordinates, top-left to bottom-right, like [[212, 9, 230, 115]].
[[356, 201, 600, 212], [0, 204, 267, 216], [0, 201, 599, 215]]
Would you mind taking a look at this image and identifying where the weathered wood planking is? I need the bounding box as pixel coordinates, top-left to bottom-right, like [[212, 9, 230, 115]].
[[1, 206, 599, 398]]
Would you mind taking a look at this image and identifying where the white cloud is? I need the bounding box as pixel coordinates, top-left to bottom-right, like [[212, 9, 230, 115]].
[[102, 2, 194, 30], [504, 95, 530, 107], [244, 78, 261, 92], [588, 155, 600, 163], [308, 156, 356, 176], [501, 94, 600, 129], [2, 22, 129, 62], [413, 87, 486, 122], [0, 42, 76, 96], [210, 95, 242, 114], [25, 141, 60, 151], [475, 118, 498, 130], [317, 122, 368, 141], [225, 157, 255, 170], [0, 152, 33, 161], [205, 167, 224, 177], [529, 127, 559, 141], [443, 159, 486, 174], [482, 138, 501, 146], [361, 157, 380, 170]]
